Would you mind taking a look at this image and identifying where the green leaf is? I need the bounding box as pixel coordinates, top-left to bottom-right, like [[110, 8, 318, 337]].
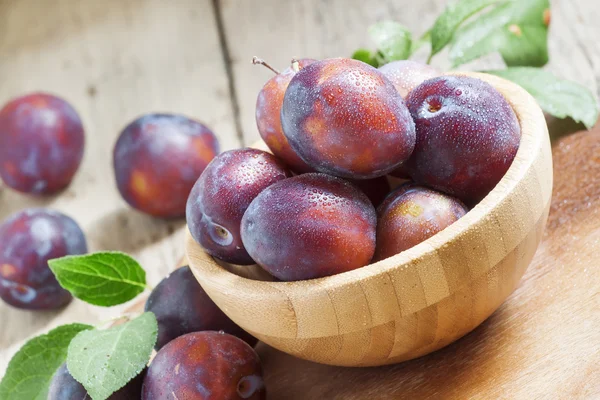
[[48, 251, 147, 307], [450, 0, 550, 67], [487, 67, 599, 129], [352, 49, 379, 67], [368, 21, 413, 62], [430, 0, 503, 57], [0, 324, 93, 400], [67, 312, 158, 400]]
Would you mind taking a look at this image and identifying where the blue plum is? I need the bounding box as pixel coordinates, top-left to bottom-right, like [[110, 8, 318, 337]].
[[113, 113, 219, 218], [0, 93, 85, 195], [186, 148, 291, 265], [0, 209, 87, 310], [142, 331, 265, 400], [145, 266, 256, 350]]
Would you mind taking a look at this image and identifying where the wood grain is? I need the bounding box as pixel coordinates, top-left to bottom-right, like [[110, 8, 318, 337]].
[[187, 72, 554, 367], [253, 127, 600, 399], [0, 0, 238, 369]]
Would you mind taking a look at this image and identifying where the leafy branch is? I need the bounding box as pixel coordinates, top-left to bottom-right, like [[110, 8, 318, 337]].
[[352, 0, 598, 129]]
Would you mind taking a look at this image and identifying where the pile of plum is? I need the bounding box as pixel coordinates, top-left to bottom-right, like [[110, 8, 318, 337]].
[[0, 57, 520, 400], [187, 57, 521, 281]]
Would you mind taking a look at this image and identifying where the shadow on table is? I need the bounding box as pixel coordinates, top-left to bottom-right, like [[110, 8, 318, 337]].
[[87, 207, 185, 254]]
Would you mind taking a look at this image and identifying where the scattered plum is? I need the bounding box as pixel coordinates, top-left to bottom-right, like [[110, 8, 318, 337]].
[[373, 184, 468, 261], [0, 93, 85, 195], [379, 60, 441, 98], [113, 113, 219, 218], [0, 208, 87, 310], [142, 331, 265, 400], [350, 176, 391, 207], [281, 58, 416, 179], [254, 57, 317, 173], [405, 76, 521, 203], [145, 265, 256, 350], [48, 362, 145, 400], [186, 148, 291, 265], [241, 173, 376, 281]]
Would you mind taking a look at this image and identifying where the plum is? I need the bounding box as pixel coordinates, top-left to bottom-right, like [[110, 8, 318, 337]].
[[379, 60, 441, 98], [142, 331, 265, 400], [48, 362, 145, 400], [0, 209, 87, 310], [0, 93, 84, 195], [405, 76, 521, 203], [113, 113, 219, 218], [186, 148, 291, 265], [241, 173, 376, 281], [281, 58, 416, 179], [373, 184, 468, 261], [145, 265, 256, 350], [350, 176, 391, 207], [254, 57, 317, 173]]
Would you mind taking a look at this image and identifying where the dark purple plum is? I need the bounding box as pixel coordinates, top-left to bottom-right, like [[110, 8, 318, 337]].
[[48, 362, 145, 400], [241, 173, 377, 281], [142, 331, 265, 400], [255, 58, 317, 173], [379, 60, 441, 98], [145, 265, 256, 350], [281, 58, 416, 179], [374, 184, 468, 261], [113, 113, 219, 218], [0, 93, 84, 195], [0, 209, 87, 310], [186, 148, 291, 265], [405, 75, 521, 203]]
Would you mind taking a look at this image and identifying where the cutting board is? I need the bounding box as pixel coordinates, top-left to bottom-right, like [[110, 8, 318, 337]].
[[254, 128, 600, 399]]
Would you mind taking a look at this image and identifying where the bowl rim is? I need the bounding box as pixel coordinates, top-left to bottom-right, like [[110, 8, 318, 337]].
[[187, 71, 549, 291]]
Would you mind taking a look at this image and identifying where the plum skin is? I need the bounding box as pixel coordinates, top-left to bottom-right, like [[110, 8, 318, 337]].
[[405, 76, 521, 203], [256, 58, 317, 173], [374, 184, 468, 261], [379, 60, 441, 98], [186, 148, 291, 265], [0, 92, 85, 195], [0, 208, 87, 310], [113, 113, 219, 218], [281, 58, 416, 179], [142, 331, 265, 400], [48, 363, 145, 400], [241, 173, 377, 281], [145, 265, 256, 350]]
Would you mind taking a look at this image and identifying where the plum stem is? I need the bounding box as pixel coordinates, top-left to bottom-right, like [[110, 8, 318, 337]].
[[252, 57, 280, 74], [291, 58, 300, 73]]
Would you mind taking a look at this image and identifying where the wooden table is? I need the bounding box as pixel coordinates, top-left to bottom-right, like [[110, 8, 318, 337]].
[[1, 0, 599, 398]]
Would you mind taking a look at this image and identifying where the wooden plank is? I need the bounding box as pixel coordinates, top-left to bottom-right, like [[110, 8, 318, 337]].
[[0, 0, 237, 372]]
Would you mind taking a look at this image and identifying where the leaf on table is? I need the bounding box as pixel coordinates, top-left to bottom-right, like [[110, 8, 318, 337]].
[[430, 0, 503, 57], [67, 312, 157, 400], [48, 251, 147, 307], [368, 21, 412, 62], [487, 67, 599, 129], [0, 324, 93, 400], [450, 0, 550, 67]]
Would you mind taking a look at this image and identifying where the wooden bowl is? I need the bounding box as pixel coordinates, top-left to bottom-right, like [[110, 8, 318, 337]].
[[186, 72, 553, 367]]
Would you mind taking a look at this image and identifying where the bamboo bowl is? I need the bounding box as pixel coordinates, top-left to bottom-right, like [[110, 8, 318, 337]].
[[186, 72, 553, 367]]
